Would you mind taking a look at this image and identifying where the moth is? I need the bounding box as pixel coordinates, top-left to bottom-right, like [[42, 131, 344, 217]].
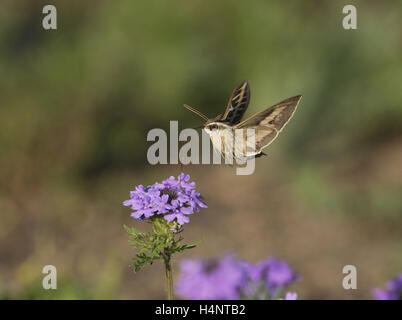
[[184, 81, 301, 163]]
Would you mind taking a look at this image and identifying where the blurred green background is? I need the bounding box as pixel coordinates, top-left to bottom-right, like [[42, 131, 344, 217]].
[[0, 0, 401, 299]]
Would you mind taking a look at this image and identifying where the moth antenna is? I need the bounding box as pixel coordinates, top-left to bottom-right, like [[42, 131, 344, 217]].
[[183, 104, 209, 121]]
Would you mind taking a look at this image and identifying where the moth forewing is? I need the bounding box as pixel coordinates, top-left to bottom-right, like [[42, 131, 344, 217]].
[[234, 95, 301, 153], [235, 95, 301, 131], [253, 127, 279, 153], [221, 80, 251, 125]]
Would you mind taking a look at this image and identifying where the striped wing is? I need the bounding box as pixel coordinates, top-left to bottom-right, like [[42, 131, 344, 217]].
[[220, 80, 250, 125], [235, 95, 302, 154]]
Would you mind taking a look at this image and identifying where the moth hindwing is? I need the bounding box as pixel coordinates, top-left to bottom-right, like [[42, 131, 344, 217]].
[[184, 81, 301, 163]]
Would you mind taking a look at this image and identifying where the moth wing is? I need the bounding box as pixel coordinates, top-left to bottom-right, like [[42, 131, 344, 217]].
[[233, 127, 278, 159], [220, 80, 251, 124], [235, 95, 301, 153]]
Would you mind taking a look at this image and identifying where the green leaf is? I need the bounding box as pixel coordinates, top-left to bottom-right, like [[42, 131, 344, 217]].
[[124, 219, 202, 272]]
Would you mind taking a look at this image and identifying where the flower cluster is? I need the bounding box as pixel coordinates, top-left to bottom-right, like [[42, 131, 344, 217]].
[[175, 254, 299, 300], [372, 274, 402, 300], [123, 173, 207, 225], [241, 257, 299, 298]]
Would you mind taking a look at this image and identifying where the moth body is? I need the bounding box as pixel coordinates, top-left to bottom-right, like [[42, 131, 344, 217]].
[[184, 80, 301, 164]]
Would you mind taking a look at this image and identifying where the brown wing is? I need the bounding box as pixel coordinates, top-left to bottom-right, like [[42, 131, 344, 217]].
[[235, 95, 301, 153], [220, 80, 250, 124]]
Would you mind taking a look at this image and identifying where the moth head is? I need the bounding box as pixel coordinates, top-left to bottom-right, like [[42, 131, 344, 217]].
[[204, 122, 219, 132]]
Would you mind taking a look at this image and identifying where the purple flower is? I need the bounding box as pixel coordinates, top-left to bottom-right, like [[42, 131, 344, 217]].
[[123, 173, 207, 225], [176, 254, 298, 300], [240, 257, 298, 297], [373, 274, 402, 300], [265, 257, 299, 292], [176, 254, 249, 300], [279, 292, 298, 300]]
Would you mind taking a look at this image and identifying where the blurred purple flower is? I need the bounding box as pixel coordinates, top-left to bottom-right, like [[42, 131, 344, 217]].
[[176, 254, 298, 300], [123, 173, 207, 225], [241, 257, 298, 297], [373, 274, 402, 300], [176, 254, 248, 300], [280, 292, 298, 300], [265, 257, 299, 292]]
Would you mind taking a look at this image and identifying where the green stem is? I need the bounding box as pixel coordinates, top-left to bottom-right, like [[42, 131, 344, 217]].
[[164, 255, 174, 300]]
